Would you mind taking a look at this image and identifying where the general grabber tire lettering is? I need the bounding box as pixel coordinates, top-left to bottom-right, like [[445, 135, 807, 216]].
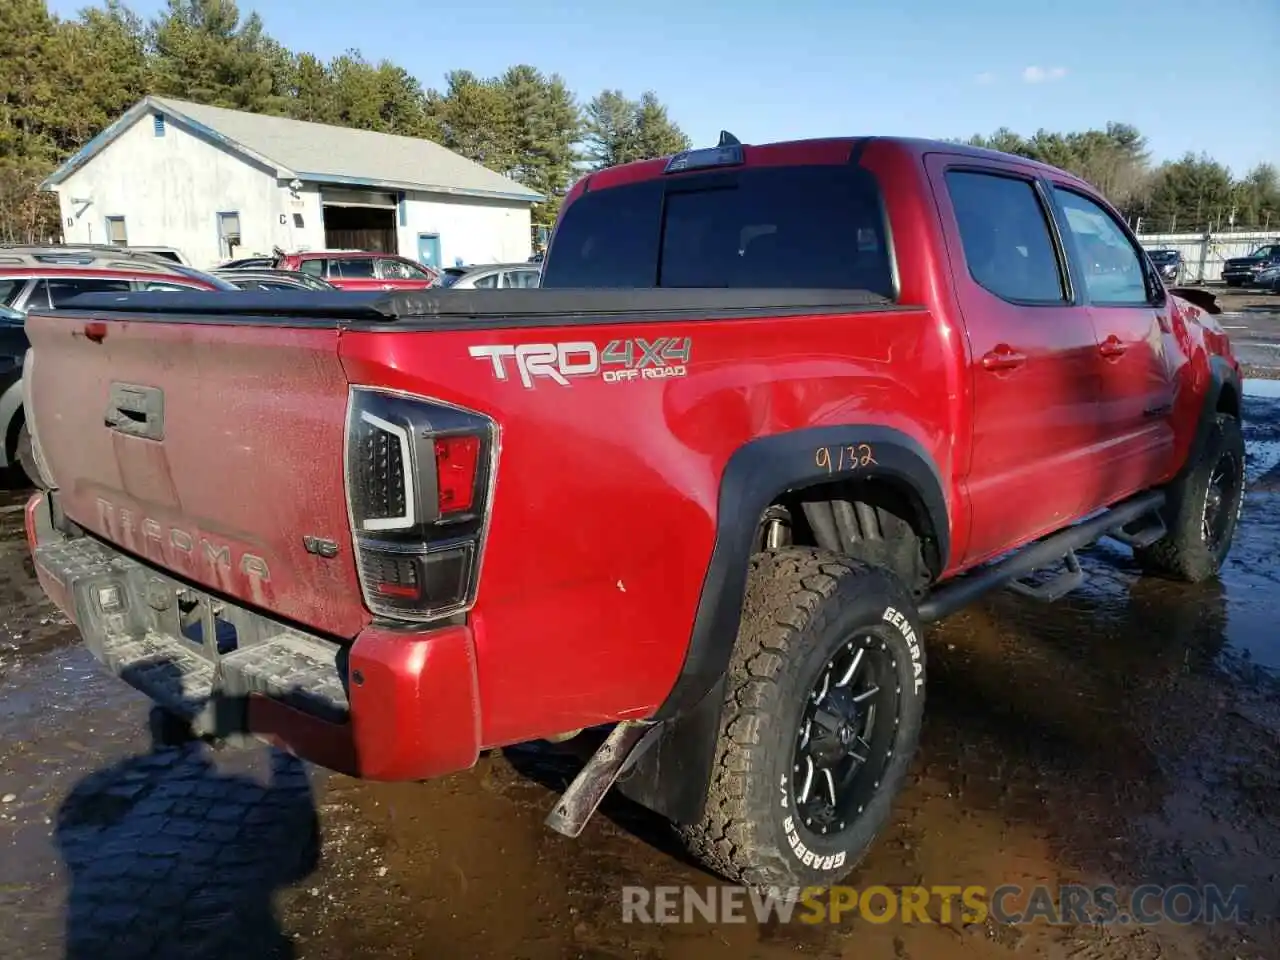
[[1136, 413, 1245, 583], [679, 547, 926, 894]]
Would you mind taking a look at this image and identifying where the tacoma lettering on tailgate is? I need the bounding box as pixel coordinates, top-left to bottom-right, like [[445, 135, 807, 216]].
[[468, 337, 692, 388]]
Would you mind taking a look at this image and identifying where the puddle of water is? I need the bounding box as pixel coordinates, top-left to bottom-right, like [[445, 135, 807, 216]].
[[1245, 377, 1280, 398], [1248, 439, 1280, 483]]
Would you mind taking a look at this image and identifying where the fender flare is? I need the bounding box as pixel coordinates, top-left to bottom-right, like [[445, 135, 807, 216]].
[[617, 425, 950, 824], [1177, 356, 1242, 484]]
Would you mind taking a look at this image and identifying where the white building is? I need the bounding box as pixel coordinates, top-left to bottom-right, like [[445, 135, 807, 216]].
[[41, 96, 542, 270]]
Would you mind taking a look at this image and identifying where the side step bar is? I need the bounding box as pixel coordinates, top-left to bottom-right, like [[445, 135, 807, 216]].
[[918, 490, 1165, 623]]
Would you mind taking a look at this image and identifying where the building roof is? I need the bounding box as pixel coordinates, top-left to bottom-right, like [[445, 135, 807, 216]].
[[41, 95, 543, 204]]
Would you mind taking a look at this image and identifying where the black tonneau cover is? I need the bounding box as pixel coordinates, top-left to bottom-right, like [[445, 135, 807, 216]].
[[43, 287, 904, 332]]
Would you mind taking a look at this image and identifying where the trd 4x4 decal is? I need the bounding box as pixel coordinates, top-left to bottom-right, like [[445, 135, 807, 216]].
[[469, 337, 692, 388]]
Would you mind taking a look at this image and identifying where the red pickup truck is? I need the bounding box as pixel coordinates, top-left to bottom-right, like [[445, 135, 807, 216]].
[[22, 134, 1244, 895]]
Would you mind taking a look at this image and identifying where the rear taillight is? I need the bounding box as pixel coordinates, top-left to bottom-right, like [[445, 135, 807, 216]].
[[344, 387, 497, 622]]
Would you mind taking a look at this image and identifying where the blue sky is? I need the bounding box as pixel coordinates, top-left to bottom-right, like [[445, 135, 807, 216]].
[[50, 0, 1279, 176]]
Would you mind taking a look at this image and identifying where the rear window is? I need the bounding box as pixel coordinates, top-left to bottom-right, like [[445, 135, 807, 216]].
[[541, 165, 894, 297]]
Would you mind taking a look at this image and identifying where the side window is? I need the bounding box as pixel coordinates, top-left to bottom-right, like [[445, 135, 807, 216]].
[[1052, 188, 1150, 305], [472, 273, 498, 289], [332, 258, 375, 278], [141, 282, 191, 292], [298, 259, 325, 277], [44, 278, 133, 308], [217, 212, 241, 260], [105, 216, 128, 246], [944, 170, 1066, 304], [0, 278, 25, 306], [502, 269, 540, 288]]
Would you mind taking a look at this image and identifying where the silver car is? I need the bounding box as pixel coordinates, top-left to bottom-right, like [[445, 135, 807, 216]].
[[446, 263, 541, 289]]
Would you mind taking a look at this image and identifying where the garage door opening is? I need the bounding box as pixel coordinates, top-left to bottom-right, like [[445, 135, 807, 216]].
[[320, 188, 398, 253], [323, 204, 396, 253]]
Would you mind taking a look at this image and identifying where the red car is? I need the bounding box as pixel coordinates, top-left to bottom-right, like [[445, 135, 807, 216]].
[[22, 135, 1243, 896], [275, 250, 439, 291]]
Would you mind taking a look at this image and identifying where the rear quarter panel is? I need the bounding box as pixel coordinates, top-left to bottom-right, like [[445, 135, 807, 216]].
[[340, 305, 958, 746]]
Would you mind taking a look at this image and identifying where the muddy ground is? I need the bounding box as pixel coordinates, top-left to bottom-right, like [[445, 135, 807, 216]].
[[2, 296, 1278, 959]]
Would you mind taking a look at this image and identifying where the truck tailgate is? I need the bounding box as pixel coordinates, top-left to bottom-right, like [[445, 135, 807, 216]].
[[25, 312, 368, 638]]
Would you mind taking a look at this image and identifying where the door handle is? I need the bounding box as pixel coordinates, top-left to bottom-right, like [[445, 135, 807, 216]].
[[1099, 336, 1127, 359], [981, 347, 1027, 372], [104, 382, 165, 440], [380, 283, 394, 291]]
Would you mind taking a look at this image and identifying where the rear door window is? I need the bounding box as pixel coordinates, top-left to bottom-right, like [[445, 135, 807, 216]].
[[331, 258, 376, 279], [41, 278, 133, 308], [471, 273, 499, 289], [298, 260, 325, 277], [945, 170, 1067, 304], [542, 165, 895, 297]]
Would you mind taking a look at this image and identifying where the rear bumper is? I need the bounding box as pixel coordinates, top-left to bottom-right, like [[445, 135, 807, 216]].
[[26, 491, 481, 781]]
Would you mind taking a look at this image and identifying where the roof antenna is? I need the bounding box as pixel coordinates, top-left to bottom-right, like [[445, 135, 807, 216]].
[[717, 130, 741, 147]]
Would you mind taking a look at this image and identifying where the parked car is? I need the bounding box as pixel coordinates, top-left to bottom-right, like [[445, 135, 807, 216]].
[[213, 268, 336, 292], [438, 266, 470, 287], [128, 245, 191, 266], [1145, 248, 1183, 283], [0, 304, 35, 483], [447, 262, 541, 289], [217, 256, 278, 271], [1221, 242, 1280, 286], [0, 246, 236, 313], [1255, 263, 1280, 293], [276, 250, 439, 290], [21, 134, 1243, 899]]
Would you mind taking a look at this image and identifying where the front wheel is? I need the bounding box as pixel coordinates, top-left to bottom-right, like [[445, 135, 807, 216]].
[[679, 548, 926, 893], [1137, 413, 1245, 582]]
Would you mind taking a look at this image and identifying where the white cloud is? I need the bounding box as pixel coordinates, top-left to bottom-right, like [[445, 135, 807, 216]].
[[1022, 65, 1067, 84], [974, 71, 997, 85]]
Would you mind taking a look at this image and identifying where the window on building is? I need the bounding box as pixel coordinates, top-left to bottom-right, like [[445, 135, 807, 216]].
[[217, 212, 242, 260], [105, 216, 128, 246]]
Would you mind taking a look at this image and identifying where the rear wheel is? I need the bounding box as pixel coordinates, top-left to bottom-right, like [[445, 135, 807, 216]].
[[679, 548, 925, 893], [1137, 413, 1245, 581]]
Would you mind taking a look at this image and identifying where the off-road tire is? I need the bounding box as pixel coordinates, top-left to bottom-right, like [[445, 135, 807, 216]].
[[678, 548, 926, 893], [1136, 413, 1245, 582]]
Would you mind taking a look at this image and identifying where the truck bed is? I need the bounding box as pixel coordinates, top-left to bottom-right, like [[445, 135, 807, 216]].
[[48, 286, 903, 330]]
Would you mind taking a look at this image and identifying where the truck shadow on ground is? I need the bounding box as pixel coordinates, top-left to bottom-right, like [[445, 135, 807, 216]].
[[54, 661, 321, 960]]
